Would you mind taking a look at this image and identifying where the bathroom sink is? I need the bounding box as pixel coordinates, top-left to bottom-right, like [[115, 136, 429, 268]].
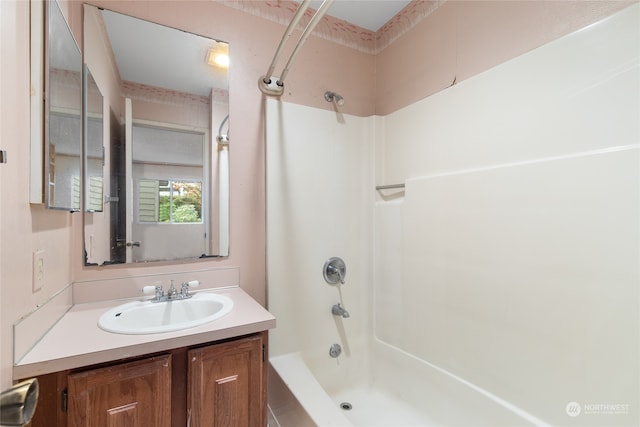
[[98, 293, 233, 334]]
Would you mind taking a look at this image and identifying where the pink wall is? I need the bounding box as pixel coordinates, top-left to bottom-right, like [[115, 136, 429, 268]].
[[1, 0, 76, 388], [376, 0, 635, 115], [0, 0, 632, 389]]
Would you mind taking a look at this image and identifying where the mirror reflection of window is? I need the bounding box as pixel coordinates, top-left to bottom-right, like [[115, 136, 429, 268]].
[[130, 124, 208, 262], [138, 179, 203, 224]]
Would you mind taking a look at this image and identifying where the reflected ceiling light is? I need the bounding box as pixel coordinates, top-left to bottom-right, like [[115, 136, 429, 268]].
[[206, 46, 229, 68]]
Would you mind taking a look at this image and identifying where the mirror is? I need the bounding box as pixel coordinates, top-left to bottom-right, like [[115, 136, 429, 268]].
[[82, 4, 230, 265], [46, 0, 83, 210], [84, 65, 104, 213]]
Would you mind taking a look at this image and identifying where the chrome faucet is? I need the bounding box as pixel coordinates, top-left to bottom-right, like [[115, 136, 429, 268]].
[[143, 280, 200, 302], [166, 280, 178, 298], [332, 303, 350, 318]]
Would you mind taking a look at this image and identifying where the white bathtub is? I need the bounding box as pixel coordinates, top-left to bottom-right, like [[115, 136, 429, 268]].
[[268, 339, 548, 427]]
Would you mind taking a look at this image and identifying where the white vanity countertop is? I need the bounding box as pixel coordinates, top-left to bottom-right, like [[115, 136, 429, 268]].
[[14, 287, 275, 379]]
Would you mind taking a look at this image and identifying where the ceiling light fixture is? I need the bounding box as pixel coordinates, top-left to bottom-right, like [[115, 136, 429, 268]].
[[207, 46, 229, 68]]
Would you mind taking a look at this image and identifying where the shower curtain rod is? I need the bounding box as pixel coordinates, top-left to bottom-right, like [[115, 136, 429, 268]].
[[258, 0, 335, 96]]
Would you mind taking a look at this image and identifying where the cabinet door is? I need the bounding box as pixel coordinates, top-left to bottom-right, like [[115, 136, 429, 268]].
[[188, 335, 264, 427], [67, 354, 171, 427]]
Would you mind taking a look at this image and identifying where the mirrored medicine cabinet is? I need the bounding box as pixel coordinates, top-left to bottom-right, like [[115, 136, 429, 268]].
[[32, 0, 230, 266], [40, 0, 84, 211]]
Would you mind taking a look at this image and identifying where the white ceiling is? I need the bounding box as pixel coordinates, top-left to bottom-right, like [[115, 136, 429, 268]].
[[101, 9, 229, 96], [306, 0, 412, 31]]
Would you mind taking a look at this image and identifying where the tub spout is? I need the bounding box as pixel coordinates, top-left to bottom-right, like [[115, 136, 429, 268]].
[[332, 303, 350, 318]]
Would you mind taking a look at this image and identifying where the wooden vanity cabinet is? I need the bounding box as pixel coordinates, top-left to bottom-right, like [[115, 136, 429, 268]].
[[26, 332, 267, 427], [188, 333, 264, 426], [67, 354, 172, 426]]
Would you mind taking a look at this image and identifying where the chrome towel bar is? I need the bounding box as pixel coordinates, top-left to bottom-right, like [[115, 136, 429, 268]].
[[375, 184, 405, 191]]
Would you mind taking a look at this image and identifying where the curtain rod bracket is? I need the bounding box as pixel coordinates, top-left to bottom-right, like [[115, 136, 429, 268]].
[[259, 75, 284, 96], [259, 0, 334, 96]]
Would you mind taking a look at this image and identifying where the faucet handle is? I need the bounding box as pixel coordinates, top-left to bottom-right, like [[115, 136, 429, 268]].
[[180, 280, 200, 297], [142, 285, 161, 294], [143, 284, 164, 301]]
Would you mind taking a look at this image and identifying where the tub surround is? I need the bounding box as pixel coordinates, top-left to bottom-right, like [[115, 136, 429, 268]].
[[266, 3, 639, 426], [13, 267, 275, 379]]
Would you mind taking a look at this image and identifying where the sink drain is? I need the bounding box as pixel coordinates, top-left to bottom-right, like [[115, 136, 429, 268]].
[[340, 402, 352, 411]]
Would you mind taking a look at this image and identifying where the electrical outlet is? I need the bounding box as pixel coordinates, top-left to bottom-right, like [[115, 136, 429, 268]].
[[32, 250, 45, 292]]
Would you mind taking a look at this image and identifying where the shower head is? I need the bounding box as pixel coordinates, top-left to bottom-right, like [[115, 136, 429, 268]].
[[216, 114, 229, 145], [324, 91, 345, 107]]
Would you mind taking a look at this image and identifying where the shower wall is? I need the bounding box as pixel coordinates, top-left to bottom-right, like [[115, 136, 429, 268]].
[[375, 4, 639, 426], [266, 99, 375, 389]]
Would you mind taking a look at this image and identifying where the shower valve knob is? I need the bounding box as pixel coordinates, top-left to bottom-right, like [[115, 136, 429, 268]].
[[329, 343, 342, 358], [323, 257, 346, 285]]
